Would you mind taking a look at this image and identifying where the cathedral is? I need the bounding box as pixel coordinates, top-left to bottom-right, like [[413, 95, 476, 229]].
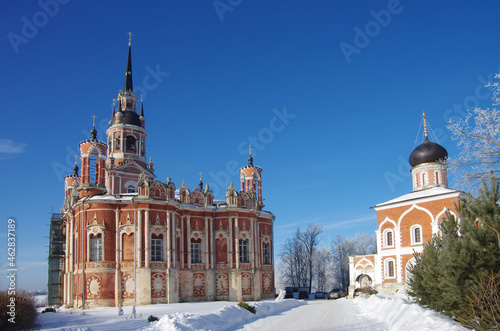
[[348, 115, 463, 294], [60, 39, 275, 308]]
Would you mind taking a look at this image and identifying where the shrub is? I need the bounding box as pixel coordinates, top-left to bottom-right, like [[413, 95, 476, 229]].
[[354, 287, 378, 297], [0, 290, 39, 330], [148, 315, 159, 322], [460, 269, 500, 330], [238, 301, 256, 314]]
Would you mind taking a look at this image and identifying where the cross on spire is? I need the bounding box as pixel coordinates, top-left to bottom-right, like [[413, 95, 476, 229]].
[[74, 155, 78, 165], [128, 32, 133, 46], [199, 171, 202, 181], [249, 144, 252, 156], [422, 111, 428, 138], [91, 115, 97, 127]]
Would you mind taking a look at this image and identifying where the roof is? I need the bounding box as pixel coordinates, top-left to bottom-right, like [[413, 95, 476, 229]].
[[373, 186, 462, 210]]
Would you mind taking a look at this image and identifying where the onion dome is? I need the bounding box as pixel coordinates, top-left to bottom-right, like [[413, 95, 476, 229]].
[[409, 137, 448, 168]]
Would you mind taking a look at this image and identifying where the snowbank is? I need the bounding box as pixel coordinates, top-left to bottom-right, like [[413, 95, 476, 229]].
[[143, 300, 305, 331], [355, 294, 467, 330]]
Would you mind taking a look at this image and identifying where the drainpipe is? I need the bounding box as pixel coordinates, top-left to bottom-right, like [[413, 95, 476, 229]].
[[212, 205, 217, 301]]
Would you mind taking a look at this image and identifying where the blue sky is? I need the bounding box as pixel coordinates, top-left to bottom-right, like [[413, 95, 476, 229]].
[[2, 0, 500, 290]]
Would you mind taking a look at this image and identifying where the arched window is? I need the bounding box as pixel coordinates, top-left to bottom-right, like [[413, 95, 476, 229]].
[[262, 242, 270, 265], [435, 171, 440, 185], [89, 154, 97, 185], [239, 239, 249, 263], [411, 225, 422, 244], [151, 234, 163, 262], [383, 229, 394, 248], [421, 172, 427, 187], [191, 238, 202, 264], [90, 234, 102, 262], [126, 135, 136, 151], [385, 259, 396, 279]]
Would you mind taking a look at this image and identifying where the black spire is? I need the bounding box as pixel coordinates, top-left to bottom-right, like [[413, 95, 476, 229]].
[[124, 34, 133, 92], [73, 162, 79, 176], [140, 98, 144, 117]]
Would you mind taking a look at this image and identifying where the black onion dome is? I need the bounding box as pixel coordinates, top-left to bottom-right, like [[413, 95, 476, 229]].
[[109, 110, 142, 126], [409, 137, 448, 167]]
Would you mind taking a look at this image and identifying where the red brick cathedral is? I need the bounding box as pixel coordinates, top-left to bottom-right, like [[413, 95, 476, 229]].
[[61, 40, 275, 308]]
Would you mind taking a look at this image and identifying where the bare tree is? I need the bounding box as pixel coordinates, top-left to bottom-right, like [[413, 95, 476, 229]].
[[447, 72, 500, 190], [331, 234, 355, 290], [299, 223, 324, 293], [279, 228, 308, 287], [314, 247, 333, 292], [353, 233, 376, 255]]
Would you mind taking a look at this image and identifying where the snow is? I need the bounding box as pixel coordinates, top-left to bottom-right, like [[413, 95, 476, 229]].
[[38, 294, 466, 331]]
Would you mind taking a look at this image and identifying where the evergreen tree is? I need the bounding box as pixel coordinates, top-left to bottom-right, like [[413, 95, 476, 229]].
[[407, 173, 500, 323]]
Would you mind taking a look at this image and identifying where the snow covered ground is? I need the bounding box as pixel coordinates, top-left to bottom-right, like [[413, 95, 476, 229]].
[[38, 294, 467, 330]]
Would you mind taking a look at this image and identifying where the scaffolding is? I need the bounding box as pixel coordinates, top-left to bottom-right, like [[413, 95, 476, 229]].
[[48, 213, 65, 306]]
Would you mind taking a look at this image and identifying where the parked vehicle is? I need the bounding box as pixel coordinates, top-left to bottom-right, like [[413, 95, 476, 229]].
[[284, 290, 294, 299], [328, 288, 348, 299], [298, 291, 309, 299], [314, 291, 327, 299]]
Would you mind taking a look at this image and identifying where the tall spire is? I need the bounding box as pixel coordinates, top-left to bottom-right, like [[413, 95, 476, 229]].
[[140, 94, 144, 117], [124, 32, 133, 92], [248, 144, 253, 166], [90, 115, 97, 140]]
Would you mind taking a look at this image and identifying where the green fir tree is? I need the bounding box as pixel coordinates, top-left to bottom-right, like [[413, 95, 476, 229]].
[[407, 173, 500, 324]]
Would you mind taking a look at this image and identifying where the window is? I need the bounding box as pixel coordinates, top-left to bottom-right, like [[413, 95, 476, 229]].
[[126, 135, 136, 151], [239, 239, 249, 263], [151, 235, 163, 262], [90, 234, 102, 262], [435, 171, 440, 185], [89, 154, 97, 185], [191, 239, 201, 264], [387, 260, 395, 278], [384, 229, 394, 248], [127, 185, 136, 193], [262, 242, 270, 264], [385, 259, 396, 279], [411, 225, 422, 244]]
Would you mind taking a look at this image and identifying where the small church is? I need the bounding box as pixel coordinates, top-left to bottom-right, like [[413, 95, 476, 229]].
[[349, 114, 463, 294], [60, 37, 275, 308]]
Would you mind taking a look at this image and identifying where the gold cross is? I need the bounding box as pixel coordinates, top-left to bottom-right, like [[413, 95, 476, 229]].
[[422, 111, 428, 137], [128, 32, 133, 46], [249, 144, 252, 156], [199, 172, 202, 181], [112, 98, 116, 107], [74, 155, 78, 165], [91, 115, 97, 127], [140, 94, 143, 102]]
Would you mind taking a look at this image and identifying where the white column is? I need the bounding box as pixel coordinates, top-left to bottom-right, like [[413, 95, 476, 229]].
[[234, 218, 239, 270], [145, 210, 150, 268], [166, 211, 171, 267], [228, 217, 233, 268], [204, 217, 209, 269], [115, 208, 121, 306], [187, 216, 191, 269], [138, 210, 142, 268]]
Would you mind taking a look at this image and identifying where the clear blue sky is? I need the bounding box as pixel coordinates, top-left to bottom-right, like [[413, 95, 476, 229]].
[[2, 0, 500, 290]]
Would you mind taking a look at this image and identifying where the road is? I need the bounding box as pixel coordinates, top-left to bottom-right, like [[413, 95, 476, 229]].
[[238, 299, 389, 331]]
